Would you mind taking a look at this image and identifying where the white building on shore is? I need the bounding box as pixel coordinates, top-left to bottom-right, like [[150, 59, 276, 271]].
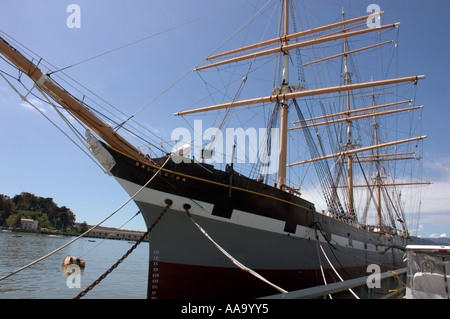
[[20, 218, 38, 230]]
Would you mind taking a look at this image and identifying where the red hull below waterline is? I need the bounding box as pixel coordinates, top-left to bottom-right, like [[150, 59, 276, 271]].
[[147, 261, 367, 299]]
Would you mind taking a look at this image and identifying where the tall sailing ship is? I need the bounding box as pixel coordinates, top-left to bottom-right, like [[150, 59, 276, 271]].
[[0, 1, 430, 298]]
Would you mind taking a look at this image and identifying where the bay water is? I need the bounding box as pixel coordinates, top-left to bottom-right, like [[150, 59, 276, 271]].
[[0, 230, 148, 299]]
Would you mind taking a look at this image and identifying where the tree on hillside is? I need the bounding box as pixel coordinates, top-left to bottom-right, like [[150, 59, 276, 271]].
[[0, 194, 14, 226], [2, 192, 77, 230], [6, 214, 21, 228], [78, 222, 89, 233], [52, 206, 76, 231]]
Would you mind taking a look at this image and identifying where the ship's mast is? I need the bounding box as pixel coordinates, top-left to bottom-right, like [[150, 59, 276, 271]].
[[277, 0, 290, 189], [342, 9, 355, 215], [373, 110, 383, 228], [176, 6, 426, 200]]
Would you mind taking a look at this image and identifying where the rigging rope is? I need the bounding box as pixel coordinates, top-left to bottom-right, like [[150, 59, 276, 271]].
[[47, 7, 228, 76], [0, 71, 105, 171], [1, 30, 169, 155], [292, 98, 345, 216]]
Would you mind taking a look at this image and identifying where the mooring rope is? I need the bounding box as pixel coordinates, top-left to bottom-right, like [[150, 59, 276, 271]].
[[318, 244, 360, 299], [313, 225, 359, 299], [314, 227, 332, 299], [73, 201, 172, 299], [183, 205, 288, 295], [0, 152, 171, 285], [387, 269, 406, 295]]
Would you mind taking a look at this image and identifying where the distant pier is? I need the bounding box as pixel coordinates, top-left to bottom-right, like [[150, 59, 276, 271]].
[[80, 226, 149, 242], [8, 226, 149, 242]]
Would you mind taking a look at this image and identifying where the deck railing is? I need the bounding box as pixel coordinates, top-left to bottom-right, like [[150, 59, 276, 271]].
[[260, 267, 407, 299]]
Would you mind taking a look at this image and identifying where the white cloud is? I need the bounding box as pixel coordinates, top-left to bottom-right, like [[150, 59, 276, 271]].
[[415, 155, 450, 234], [20, 97, 47, 114], [429, 233, 448, 239], [426, 156, 450, 176], [420, 181, 450, 218]]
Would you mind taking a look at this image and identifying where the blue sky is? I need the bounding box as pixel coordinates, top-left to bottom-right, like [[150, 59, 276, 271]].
[[0, 0, 449, 238]]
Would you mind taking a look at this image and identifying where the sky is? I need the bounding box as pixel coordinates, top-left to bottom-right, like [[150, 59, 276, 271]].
[[0, 0, 449, 238]]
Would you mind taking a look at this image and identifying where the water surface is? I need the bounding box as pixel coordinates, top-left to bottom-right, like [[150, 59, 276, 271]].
[[0, 231, 148, 299]]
